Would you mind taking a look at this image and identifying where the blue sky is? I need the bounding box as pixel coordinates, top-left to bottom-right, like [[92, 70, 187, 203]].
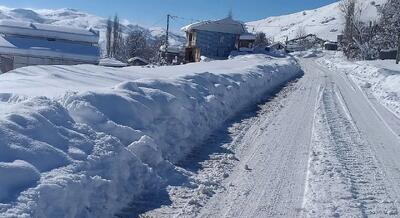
[[1, 0, 339, 31]]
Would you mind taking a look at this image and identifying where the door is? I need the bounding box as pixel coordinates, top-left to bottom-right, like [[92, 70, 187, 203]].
[[0, 55, 14, 73]]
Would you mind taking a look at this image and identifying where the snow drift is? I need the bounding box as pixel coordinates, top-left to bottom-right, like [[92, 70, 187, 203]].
[[319, 52, 400, 117], [0, 54, 301, 217]]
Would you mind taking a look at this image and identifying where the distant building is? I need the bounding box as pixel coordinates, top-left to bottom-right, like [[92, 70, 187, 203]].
[[128, 57, 149, 66], [0, 21, 100, 73], [379, 49, 397, 60], [160, 45, 185, 64], [286, 34, 325, 52], [182, 17, 252, 62], [99, 58, 128, 67], [266, 42, 286, 52], [238, 33, 256, 52], [324, 42, 338, 51]]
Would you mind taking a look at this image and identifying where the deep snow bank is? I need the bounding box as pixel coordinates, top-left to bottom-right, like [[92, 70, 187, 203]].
[[319, 52, 400, 117], [0, 54, 301, 217]]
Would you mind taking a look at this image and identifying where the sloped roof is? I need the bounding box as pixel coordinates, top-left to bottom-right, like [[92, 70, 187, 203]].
[[181, 17, 246, 34], [0, 35, 99, 62], [0, 20, 99, 44], [128, 57, 149, 64], [239, 33, 256, 40]]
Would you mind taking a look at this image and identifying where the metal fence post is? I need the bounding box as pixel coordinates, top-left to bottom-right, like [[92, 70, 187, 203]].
[[397, 33, 400, 64]]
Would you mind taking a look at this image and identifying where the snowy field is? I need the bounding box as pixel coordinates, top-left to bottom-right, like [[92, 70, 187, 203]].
[[247, 0, 383, 42], [0, 54, 301, 217], [319, 52, 400, 117]]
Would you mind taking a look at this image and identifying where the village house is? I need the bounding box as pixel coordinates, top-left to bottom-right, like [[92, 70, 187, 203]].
[[285, 34, 326, 52], [324, 41, 338, 51], [266, 42, 286, 52], [181, 16, 254, 62], [0, 20, 100, 73]]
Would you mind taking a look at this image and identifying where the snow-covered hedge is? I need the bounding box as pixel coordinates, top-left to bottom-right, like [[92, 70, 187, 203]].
[[0, 54, 301, 217]]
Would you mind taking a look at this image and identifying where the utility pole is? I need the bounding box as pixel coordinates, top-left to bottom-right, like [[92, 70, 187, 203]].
[[396, 32, 400, 64], [165, 14, 170, 58]]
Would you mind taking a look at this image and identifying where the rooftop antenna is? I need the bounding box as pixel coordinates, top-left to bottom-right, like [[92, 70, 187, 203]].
[[228, 8, 233, 19]]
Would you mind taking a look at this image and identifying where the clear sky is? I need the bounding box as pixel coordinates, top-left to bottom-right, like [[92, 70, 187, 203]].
[[1, 0, 339, 31]]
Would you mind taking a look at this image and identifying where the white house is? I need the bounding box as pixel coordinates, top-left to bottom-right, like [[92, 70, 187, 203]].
[[0, 20, 100, 73]]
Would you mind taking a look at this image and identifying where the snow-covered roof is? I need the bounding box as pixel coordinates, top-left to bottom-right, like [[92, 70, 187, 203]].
[[181, 17, 246, 35], [269, 42, 285, 48], [324, 41, 337, 45], [240, 33, 256, 40], [128, 57, 149, 64], [0, 35, 99, 62], [0, 20, 99, 44], [99, 58, 128, 67], [159, 45, 184, 54]]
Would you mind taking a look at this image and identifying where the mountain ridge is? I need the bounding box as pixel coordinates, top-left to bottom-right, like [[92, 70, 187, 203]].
[[246, 0, 385, 42]]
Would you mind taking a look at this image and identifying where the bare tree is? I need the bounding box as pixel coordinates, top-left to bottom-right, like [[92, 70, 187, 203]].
[[106, 17, 112, 58], [125, 30, 148, 59], [339, 0, 379, 59], [254, 32, 269, 48], [295, 26, 307, 39], [376, 0, 400, 51], [295, 26, 309, 48], [340, 0, 357, 58], [112, 14, 120, 58]]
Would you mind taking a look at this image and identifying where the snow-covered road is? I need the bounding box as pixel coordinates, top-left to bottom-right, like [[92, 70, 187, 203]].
[[142, 58, 400, 217]]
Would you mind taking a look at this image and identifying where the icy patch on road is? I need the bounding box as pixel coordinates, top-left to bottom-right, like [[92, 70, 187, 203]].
[[0, 54, 301, 217]]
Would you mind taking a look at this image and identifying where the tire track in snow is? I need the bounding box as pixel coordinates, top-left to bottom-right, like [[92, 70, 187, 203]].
[[303, 81, 398, 217]]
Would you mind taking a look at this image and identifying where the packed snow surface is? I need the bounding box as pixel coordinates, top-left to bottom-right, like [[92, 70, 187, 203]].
[[0, 54, 300, 217]]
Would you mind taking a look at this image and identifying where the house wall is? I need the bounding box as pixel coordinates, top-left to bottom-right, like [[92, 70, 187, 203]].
[[194, 30, 238, 59], [0, 54, 94, 73]]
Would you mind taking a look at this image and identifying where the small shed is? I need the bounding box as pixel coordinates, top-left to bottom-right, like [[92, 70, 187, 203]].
[[128, 57, 149, 66], [324, 42, 338, 50], [160, 45, 185, 64], [267, 42, 286, 51], [238, 33, 256, 52], [0, 20, 100, 73], [99, 58, 128, 67], [379, 49, 397, 60], [286, 34, 325, 52]]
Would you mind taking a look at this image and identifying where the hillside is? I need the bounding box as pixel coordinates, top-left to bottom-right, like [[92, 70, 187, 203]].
[[0, 6, 185, 54], [247, 0, 385, 42]]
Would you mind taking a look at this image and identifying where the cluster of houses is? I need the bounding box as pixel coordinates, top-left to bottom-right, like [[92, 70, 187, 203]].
[[3, 15, 396, 73]]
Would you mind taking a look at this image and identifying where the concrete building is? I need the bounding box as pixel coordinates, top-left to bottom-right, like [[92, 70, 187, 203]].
[[182, 17, 253, 62]]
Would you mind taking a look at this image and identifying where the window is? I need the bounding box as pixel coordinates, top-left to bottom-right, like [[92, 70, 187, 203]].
[[220, 35, 225, 44], [188, 33, 192, 46]]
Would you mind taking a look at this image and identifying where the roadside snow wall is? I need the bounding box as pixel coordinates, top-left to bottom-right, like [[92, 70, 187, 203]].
[[0, 54, 301, 217], [319, 54, 400, 117]]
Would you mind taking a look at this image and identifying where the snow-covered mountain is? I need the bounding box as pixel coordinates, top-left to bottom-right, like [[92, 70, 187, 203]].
[[247, 0, 386, 42], [0, 6, 186, 53]]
